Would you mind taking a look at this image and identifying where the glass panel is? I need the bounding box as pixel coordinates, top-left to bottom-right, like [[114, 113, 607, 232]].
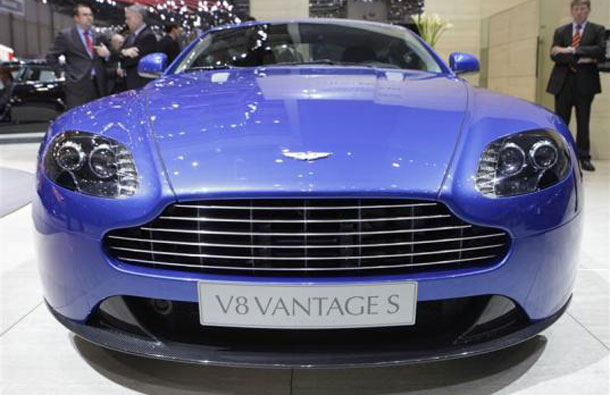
[[175, 22, 442, 73], [38, 70, 57, 82]]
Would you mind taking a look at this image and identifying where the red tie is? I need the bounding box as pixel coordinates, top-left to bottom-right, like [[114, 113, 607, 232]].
[[84, 30, 93, 56], [571, 25, 582, 48], [569, 25, 582, 72]]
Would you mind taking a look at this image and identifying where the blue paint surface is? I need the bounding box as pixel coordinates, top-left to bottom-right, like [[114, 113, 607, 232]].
[[34, 19, 582, 325]]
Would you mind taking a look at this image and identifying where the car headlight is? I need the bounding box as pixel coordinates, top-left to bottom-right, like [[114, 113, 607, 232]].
[[44, 131, 138, 198], [475, 130, 570, 197]]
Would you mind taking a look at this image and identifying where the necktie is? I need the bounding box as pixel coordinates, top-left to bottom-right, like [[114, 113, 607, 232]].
[[569, 25, 582, 72], [84, 30, 94, 57], [125, 33, 135, 47], [571, 25, 582, 49]]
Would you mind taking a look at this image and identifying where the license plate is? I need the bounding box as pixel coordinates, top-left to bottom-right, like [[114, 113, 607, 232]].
[[198, 281, 417, 329]]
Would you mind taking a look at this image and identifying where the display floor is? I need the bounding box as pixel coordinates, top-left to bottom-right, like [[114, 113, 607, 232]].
[[1, 143, 608, 394]]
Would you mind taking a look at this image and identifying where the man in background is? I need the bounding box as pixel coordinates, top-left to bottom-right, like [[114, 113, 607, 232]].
[[105, 33, 126, 95], [0, 69, 14, 120], [157, 23, 183, 65], [121, 4, 157, 90], [46, 4, 110, 108], [547, 0, 606, 172]]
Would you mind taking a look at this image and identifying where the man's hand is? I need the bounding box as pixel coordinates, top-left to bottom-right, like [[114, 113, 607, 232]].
[[551, 46, 574, 56], [121, 47, 140, 58], [94, 43, 110, 58]]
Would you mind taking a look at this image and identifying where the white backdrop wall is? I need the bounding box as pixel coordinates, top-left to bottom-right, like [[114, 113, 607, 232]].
[[251, 0, 309, 20], [427, 0, 609, 159]]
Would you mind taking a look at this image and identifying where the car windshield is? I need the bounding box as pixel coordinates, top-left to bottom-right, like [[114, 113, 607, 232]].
[[174, 22, 443, 73]]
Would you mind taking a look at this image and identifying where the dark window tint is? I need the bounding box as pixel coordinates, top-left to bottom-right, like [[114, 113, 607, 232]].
[[23, 67, 61, 83], [176, 22, 442, 73]]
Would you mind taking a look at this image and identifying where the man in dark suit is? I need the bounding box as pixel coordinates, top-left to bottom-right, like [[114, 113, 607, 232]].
[[547, 0, 606, 171], [105, 33, 126, 95], [121, 4, 158, 90], [46, 4, 109, 109], [157, 23, 182, 65]]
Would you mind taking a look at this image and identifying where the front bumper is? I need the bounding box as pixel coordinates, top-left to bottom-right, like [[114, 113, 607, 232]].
[[48, 295, 570, 368], [33, 172, 582, 366], [34, 205, 582, 322]]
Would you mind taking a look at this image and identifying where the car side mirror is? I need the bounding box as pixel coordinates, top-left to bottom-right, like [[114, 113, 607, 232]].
[[449, 52, 480, 75], [138, 53, 168, 79]]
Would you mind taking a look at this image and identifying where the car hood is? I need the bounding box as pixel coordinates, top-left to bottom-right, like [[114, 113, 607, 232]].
[[145, 68, 468, 200]]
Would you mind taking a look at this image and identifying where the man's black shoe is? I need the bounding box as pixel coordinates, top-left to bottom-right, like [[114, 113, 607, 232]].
[[580, 159, 595, 172]]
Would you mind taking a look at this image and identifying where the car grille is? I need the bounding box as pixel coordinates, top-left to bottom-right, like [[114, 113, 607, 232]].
[[104, 199, 510, 276]]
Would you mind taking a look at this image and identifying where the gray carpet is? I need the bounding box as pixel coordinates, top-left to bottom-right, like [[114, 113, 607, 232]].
[[0, 167, 34, 218]]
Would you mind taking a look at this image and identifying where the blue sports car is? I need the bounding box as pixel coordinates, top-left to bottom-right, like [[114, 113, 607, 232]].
[[34, 19, 582, 367]]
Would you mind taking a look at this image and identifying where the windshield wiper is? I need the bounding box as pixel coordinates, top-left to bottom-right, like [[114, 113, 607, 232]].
[[274, 59, 344, 66], [183, 65, 236, 72], [273, 59, 385, 68]]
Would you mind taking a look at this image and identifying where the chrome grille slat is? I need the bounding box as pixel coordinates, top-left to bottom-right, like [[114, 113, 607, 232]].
[[105, 199, 510, 276], [173, 203, 439, 210], [107, 233, 507, 248], [157, 214, 451, 223], [110, 244, 505, 260], [139, 225, 473, 236], [116, 255, 498, 271]]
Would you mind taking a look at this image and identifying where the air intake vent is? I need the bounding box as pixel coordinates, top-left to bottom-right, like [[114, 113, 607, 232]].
[[104, 199, 510, 276]]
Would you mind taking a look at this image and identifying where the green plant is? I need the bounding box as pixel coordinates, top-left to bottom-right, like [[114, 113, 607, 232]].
[[412, 13, 453, 49]]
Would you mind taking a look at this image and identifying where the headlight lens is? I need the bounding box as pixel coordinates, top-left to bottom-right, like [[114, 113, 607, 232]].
[[89, 144, 118, 179], [497, 143, 525, 177], [475, 130, 570, 197], [530, 140, 558, 169], [44, 131, 138, 198], [55, 141, 85, 171]]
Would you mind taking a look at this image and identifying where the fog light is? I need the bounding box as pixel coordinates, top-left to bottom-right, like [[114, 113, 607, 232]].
[[151, 299, 173, 315]]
